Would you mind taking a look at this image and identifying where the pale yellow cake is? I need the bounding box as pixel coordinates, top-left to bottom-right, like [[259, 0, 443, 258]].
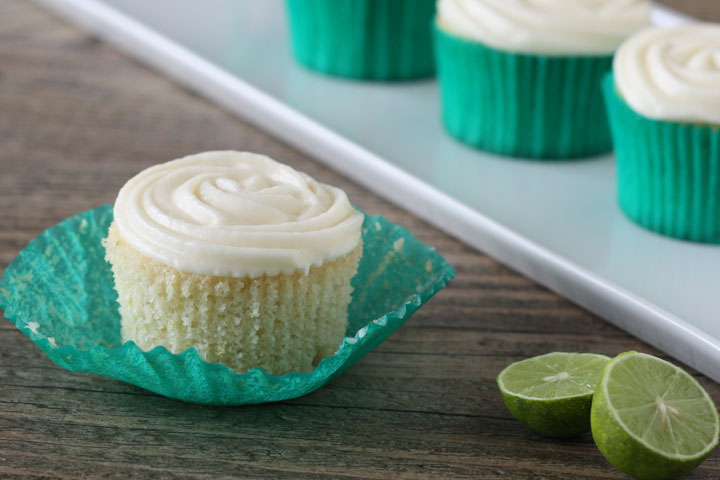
[[103, 151, 364, 375]]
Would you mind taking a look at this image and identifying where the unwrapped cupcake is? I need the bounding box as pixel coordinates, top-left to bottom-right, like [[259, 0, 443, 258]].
[[285, 0, 436, 80], [604, 24, 720, 243], [434, 0, 651, 159], [104, 151, 364, 375]]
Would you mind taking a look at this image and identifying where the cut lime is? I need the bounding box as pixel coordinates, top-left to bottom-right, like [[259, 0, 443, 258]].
[[591, 351, 719, 480], [497, 352, 610, 437]]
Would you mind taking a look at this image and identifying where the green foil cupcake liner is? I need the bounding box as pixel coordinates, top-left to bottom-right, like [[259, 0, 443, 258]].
[[285, 0, 436, 80], [603, 74, 720, 243], [0, 206, 454, 405], [434, 25, 613, 159]]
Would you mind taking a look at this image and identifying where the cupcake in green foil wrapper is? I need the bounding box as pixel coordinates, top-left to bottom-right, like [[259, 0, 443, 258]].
[[434, 0, 652, 159], [0, 205, 454, 405], [435, 27, 612, 159], [285, 0, 436, 80], [604, 25, 720, 243]]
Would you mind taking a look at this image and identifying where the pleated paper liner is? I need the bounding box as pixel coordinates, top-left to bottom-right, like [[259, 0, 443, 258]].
[[0, 206, 454, 405], [603, 74, 720, 243], [285, 0, 436, 81], [434, 25, 613, 159]]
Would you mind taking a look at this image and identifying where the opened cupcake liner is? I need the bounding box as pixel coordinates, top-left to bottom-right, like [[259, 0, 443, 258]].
[[434, 25, 613, 159], [603, 74, 720, 243], [285, 0, 436, 80], [0, 205, 454, 405]]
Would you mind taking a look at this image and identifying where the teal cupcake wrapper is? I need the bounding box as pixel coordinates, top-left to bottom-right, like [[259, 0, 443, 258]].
[[603, 74, 720, 243], [434, 25, 613, 159], [285, 0, 436, 80], [0, 206, 454, 405]]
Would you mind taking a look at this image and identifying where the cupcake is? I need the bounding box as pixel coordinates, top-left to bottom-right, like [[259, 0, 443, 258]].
[[604, 24, 720, 243], [104, 151, 364, 375], [434, 0, 651, 159], [285, 0, 436, 80]]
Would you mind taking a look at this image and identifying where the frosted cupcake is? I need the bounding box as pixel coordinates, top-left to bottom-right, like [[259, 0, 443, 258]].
[[104, 151, 364, 375], [435, 0, 651, 159], [604, 24, 720, 243], [285, 0, 436, 80]]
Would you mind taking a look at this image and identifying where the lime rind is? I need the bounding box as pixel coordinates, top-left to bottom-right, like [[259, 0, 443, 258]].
[[601, 351, 720, 461], [497, 352, 611, 438], [592, 351, 719, 480]]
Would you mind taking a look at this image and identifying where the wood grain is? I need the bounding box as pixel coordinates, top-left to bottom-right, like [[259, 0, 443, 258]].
[[658, 0, 720, 22], [1, 1, 719, 478]]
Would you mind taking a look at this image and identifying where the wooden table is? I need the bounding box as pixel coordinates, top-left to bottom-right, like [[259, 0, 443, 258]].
[[1, 1, 718, 478]]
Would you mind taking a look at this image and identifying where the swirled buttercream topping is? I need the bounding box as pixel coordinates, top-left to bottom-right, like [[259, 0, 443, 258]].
[[437, 0, 651, 55], [113, 151, 363, 277], [614, 24, 720, 124]]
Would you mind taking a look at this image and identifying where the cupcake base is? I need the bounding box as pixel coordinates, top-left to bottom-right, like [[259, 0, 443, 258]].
[[285, 0, 436, 81], [435, 25, 613, 159], [104, 222, 362, 375], [603, 74, 720, 243]]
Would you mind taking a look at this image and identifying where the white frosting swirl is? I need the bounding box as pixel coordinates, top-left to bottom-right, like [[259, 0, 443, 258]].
[[113, 151, 363, 277], [436, 0, 651, 55], [614, 24, 720, 124]]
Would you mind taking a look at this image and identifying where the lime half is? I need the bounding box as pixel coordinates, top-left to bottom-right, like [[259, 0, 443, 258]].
[[497, 352, 610, 437], [591, 351, 719, 480]]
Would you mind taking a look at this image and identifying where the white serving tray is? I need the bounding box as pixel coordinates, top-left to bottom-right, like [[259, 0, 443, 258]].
[[35, 0, 720, 381]]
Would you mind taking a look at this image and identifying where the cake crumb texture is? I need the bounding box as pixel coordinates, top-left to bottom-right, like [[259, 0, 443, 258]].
[[104, 222, 361, 375]]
